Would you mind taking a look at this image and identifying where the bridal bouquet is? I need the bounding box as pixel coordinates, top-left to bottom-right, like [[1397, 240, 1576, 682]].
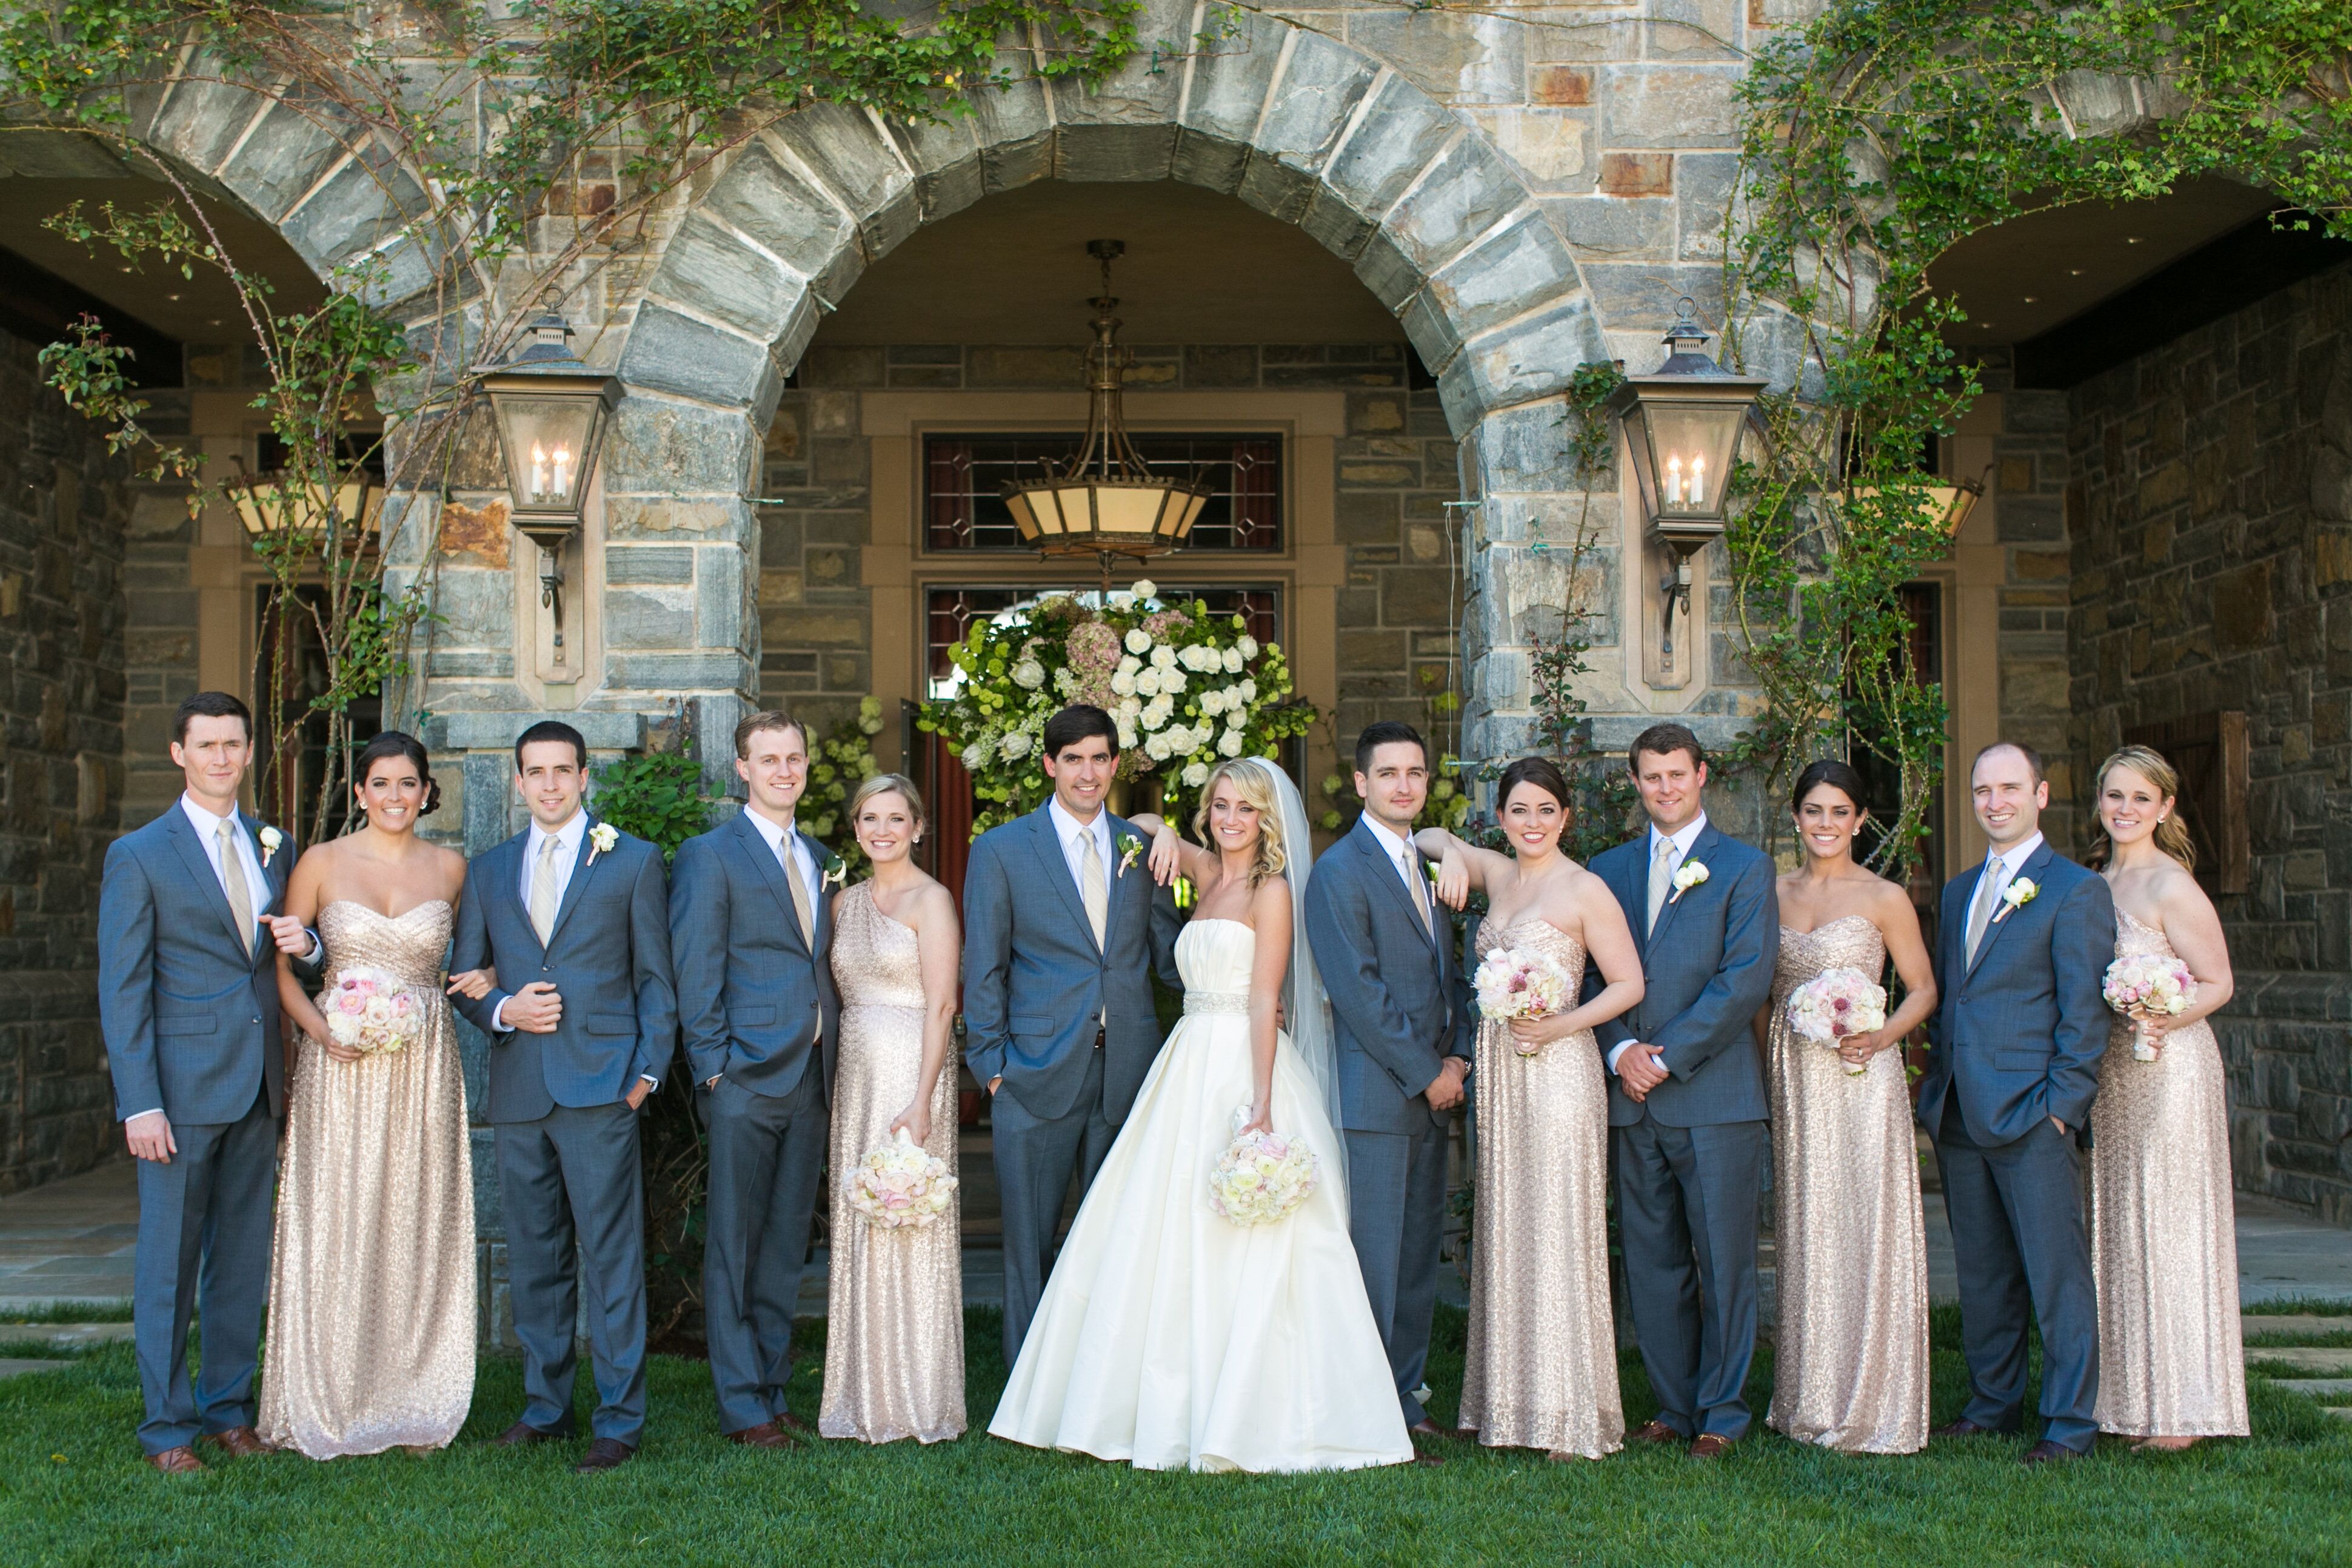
[[2103, 952, 2197, 1061], [321, 966, 423, 1056], [1473, 946, 1573, 1054], [1208, 1112, 1319, 1227], [844, 1129, 958, 1230], [1783, 967, 1888, 1076]]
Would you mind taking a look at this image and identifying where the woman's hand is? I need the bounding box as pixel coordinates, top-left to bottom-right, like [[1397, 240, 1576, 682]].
[[266, 915, 312, 956], [446, 968, 496, 1001], [316, 1034, 364, 1065], [887, 1101, 933, 1145], [1508, 1012, 1568, 1051], [1241, 1096, 1273, 1138], [2129, 1009, 2171, 1058], [1434, 849, 1469, 912], [1835, 1026, 1898, 1067], [1149, 826, 1184, 886]]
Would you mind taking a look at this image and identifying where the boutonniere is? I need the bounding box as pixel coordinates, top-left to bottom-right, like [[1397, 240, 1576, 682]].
[[1993, 876, 2037, 924], [820, 849, 847, 892], [256, 825, 283, 867], [1668, 859, 1709, 906], [586, 822, 619, 865], [1117, 832, 1143, 877]]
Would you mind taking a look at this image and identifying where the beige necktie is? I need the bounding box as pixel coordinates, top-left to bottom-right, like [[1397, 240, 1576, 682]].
[[216, 818, 255, 956], [783, 838, 815, 946], [1966, 858, 2006, 962], [530, 833, 561, 944], [1079, 829, 1108, 948], [1646, 836, 1676, 935], [1405, 848, 1433, 936]]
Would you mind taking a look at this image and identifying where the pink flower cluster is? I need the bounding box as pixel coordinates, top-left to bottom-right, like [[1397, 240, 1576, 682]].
[[1784, 966, 1888, 1076], [1208, 1125, 1319, 1226], [2103, 953, 2196, 1061], [844, 1130, 958, 1230], [322, 966, 420, 1055], [1473, 946, 1571, 1052]]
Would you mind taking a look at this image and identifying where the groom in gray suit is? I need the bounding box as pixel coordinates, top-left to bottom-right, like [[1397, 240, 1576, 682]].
[[1586, 722, 1779, 1458], [963, 704, 1181, 1366], [450, 720, 677, 1474], [670, 709, 838, 1449], [1919, 740, 2111, 1463], [98, 692, 293, 1471], [1304, 720, 1466, 1461]]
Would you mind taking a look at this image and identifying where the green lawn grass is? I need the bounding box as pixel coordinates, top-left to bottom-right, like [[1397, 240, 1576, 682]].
[[0, 1301, 135, 1326], [3, 1304, 2347, 1567]]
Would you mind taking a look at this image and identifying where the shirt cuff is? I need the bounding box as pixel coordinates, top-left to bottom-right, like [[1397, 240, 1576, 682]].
[[640, 1074, 660, 1092], [124, 1108, 165, 1125], [492, 997, 512, 1032], [1606, 1040, 1638, 1075], [301, 930, 324, 965]]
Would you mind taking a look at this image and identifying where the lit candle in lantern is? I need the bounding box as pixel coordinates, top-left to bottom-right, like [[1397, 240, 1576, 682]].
[[530, 442, 549, 501], [1665, 454, 1683, 504], [550, 443, 572, 499], [1688, 455, 1707, 507]]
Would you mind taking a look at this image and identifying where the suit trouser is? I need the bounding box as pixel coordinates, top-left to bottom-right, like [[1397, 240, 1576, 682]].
[[1613, 1115, 1765, 1440], [992, 1049, 1116, 1367], [1346, 1115, 1450, 1428], [132, 1087, 276, 1455], [700, 1067, 829, 1433], [497, 1099, 648, 1444], [1936, 1101, 2100, 1450]]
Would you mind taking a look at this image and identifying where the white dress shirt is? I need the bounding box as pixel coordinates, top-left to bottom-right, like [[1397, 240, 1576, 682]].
[[743, 807, 821, 915], [129, 796, 279, 1126], [494, 810, 657, 1092], [1968, 830, 2046, 940], [1049, 795, 1115, 909], [1608, 810, 1711, 1075]]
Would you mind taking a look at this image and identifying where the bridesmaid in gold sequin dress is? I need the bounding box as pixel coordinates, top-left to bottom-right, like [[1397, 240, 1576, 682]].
[[820, 774, 965, 1444], [1756, 759, 1937, 1454], [261, 733, 479, 1458], [2086, 746, 2247, 1450], [1419, 757, 1644, 1460]]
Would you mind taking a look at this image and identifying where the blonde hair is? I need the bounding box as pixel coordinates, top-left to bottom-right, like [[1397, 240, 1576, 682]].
[[1191, 758, 1287, 887], [848, 771, 925, 829], [2088, 744, 2196, 871]]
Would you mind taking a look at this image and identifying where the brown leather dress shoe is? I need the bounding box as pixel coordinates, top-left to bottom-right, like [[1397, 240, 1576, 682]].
[[148, 1446, 205, 1474], [1408, 1450, 1446, 1467], [2021, 1440, 2085, 1466], [774, 1409, 815, 1437], [1931, 1417, 1999, 1440], [208, 1426, 270, 1459], [1406, 1419, 1455, 1442], [726, 1421, 801, 1450], [1627, 1420, 1684, 1446], [489, 1420, 571, 1448], [573, 1437, 636, 1474], [1687, 1433, 1735, 1460]]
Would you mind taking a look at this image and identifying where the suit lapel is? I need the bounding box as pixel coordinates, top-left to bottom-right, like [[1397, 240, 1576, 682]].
[[1964, 840, 2051, 979], [1645, 823, 1715, 950], [737, 812, 810, 958], [1354, 819, 1435, 953], [164, 804, 248, 956], [1031, 806, 1103, 956], [543, 814, 602, 949], [499, 832, 540, 949]]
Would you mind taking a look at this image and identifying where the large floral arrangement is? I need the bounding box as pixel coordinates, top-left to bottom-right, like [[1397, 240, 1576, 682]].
[[919, 581, 1316, 837], [800, 695, 888, 868]]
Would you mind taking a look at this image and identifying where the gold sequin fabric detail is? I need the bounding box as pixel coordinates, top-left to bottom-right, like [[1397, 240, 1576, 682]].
[[1457, 916, 1624, 1457], [1765, 915, 1930, 1453], [820, 882, 966, 1443], [259, 899, 476, 1458], [2088, 907, 2248, 1437]]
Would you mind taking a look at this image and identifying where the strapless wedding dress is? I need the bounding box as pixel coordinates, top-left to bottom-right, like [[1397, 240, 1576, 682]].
[[989, 918, 1412, 1472]]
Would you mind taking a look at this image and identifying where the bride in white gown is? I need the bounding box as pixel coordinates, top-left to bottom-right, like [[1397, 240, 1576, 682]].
[[989, 757, 1415, 1472]]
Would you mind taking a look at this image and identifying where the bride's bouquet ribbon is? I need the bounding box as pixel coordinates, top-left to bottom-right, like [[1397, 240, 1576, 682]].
[[844, 1127, 958, 1230], [1783, 966, 1888, 1076]]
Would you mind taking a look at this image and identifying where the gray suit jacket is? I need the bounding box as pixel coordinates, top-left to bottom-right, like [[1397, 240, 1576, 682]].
[[1304, 817, 1465, 1135], [450, 814, 678, 1124], [1917, 839, 2114, 1147], [669, 811, 838, 1101], [97, 804, 289, 1125], [1586, 820, 1779, 1128], [961, 803, 1180, 1124]]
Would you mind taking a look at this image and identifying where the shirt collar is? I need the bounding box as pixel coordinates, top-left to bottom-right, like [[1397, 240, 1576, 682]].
[[1359, 812, 1415, 864], [1049, 795, 1109, 852], [530, 809, 589, 857], [179, 792, 241, 841], [744, 806, 799, 858], [1986, 830, 2045, 879], [1649, 811, 1709, 859]]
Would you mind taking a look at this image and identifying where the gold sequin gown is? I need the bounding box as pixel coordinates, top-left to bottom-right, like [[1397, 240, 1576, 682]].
[[1458, 916, 1623, 1458], [2088, 907, 2248, 1437], [1764, 915, 1929, 1454], [819, 882, 964, 1444], [259, 900, 476, 1458]]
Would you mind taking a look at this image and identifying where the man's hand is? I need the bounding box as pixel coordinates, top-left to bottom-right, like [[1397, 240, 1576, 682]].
[[125, 1110, 176, 1164], [989, 1076, 1003, 1096], [1617, 1043, 1670, 1100], [1424, 1056, 1469, 1112], [2050, 1115, 2067, 1137], [626, 1077, 653, 1111], [266, 915, 313, 956], [504, 981, 563, 1033]]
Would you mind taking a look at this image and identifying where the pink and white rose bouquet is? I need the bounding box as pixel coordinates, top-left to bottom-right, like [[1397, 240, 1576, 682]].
[[1784, 967, 1889, 1076], [1208, 1113, 1319, 1226], [1474, 946, 1574, 1055], [844, 1129, 958, 1230], [2103, 952, 2197, 1061], [322, 966, 423, 1055]]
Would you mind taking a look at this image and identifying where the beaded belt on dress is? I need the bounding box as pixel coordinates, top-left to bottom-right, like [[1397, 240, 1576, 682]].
[[1183, 991, 1250, 1016]]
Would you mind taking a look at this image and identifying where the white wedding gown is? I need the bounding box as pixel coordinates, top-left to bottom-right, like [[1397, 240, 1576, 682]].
[[989, 918, 1414, 1472]]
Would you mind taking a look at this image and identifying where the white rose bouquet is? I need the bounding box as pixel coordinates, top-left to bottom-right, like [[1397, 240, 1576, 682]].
[[1783, 967, 1889, 1076], [321, 966, 424, 1056], [844, 1128, 958, 1230], [2103, 952, 2197, 1061], [1472, 946, 1574, 1055], [1207, 1110, 1320, 1226]]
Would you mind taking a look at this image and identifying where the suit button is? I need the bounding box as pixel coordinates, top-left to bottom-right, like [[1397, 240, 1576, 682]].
[[543, 965, 551, 972]]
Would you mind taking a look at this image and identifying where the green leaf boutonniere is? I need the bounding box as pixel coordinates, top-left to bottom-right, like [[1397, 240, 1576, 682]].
[[821, 849, 848, 892], [1117, 832, 1143, 877]]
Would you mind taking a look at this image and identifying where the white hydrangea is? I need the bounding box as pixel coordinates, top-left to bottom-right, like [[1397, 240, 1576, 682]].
[[1236, 635, 1260, 660], [1149, 643, 1178, 671], [1238, 678, 1258, 704], [1054, 667, 1079, 695], [1011, 659, 1046, 690], [1221, 646, 1244, 674], [1134, 668, 1162, 698], [1129, 578, 1157, 601], [998, 730, 1033, 759], [1160, 667, 1188, 694], [1181, 761, 1210, 787], [1110, 670, 1137, 697], [1124, 629, 1152, 655], [1218, 727, 1244, 758]]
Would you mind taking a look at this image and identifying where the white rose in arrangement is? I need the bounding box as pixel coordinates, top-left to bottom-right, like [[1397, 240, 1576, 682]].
[[1160, 667, 1188, 693], [1143, 732, 1174, 762], [1117, 720, 1139, 749], [1222, 646, 1244, 674], [1150, 643, 1178, 671], [1181, 643, 1217, 673], [1182, 761, 1211, 787], [1129, 578, 1157, 601], [1011, 659, 1046, 690], [1117, 695, 1143, 719], [998, 730, 1033, 759], [1238, 678, 1258, 703], [1218, 728, 1244, 758], [1124, 629, 1152, 655], [1141, 695, 1174, 728], [961, 739, 992, 770], [1236, 635, 1260, 660], [1135, 668, 1163, 698], [1111, 670, 1138, 697], [1198, 689, 1227, 718], [1118, 653, 1142, 677]]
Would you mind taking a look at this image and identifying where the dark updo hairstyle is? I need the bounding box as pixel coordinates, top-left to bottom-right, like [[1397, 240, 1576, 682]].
[[1790, 757, 1870, 816], [353, 730, 441, 818], [1497, 755, 1572, 815]]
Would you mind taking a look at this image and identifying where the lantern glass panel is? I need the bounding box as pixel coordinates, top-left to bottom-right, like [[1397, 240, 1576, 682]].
[[1095, 484, 1162, 538], [493, 393, 601, 513], [1641, 401, 1744, 520]]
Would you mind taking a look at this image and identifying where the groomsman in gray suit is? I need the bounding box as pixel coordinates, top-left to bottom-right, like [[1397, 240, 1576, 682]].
[[963, 704, 1181, 1366], [1918, 740, 2112, 1463], [1304, 719, 1466, 1462], [670, 709, 838, 1450], [98, 692, 296, 1471], [1585, 722, 1779, 1459], [450, 720, 677, 1474]]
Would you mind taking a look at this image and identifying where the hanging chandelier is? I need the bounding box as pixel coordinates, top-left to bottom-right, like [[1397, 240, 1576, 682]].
[[1001, 239, 1211, 587]]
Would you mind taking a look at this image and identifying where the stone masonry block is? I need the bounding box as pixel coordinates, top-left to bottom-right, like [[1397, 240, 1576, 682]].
[[279, 144, 429, 271], [880, 112, 984, 222], [1599, 65, 1743, 150], [147, 64, 267, 178], [651, 212, 810, 342], [972, 78, 1057, 191], [1428, 208, 1581, 339], [1383, 135, 1528, 275], [1056, 123, 1179, 184], [1352, 229, 1429, 315], [1323, 73, 1463, 221], [1049, 0, 1189, 126], [1179, 12, 1289, 148], [615, 306, 777, 412], [770, 102, 917, 261], [605, 396, 761, 493], [1258, 30, 1381, 174], [216, 101, 358, 223], [604, 546, 696, 585], [604, 587, 696, 650], [604, 652, 755, 693], [1347, 12, 1525, 107], [708, 139, 864, 306]]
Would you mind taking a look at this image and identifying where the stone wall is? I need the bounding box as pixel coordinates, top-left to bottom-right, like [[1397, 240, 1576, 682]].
[[2066, 260, 2352, 1219], [0, 325, 133, 1194]]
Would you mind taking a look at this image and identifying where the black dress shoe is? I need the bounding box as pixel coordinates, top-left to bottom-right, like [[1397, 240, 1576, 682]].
[[489, 1420, 571, 1448], [573, 1437, 636, 1473], [1930, 1418, 1997, 1439], [2021, 1440, 2085, 1466]]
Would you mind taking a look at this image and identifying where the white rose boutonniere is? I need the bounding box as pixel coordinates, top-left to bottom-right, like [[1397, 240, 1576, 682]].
[[1117, 832, 1143, 877], [1668, 859, 1709, 906], [1993, 876, 2037, 924], [587, 821, 620, 865], [256, 825, 284, 867]]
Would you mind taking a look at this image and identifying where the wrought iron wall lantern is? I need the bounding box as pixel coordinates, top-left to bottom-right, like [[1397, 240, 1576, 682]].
[[478, 310, 620, 644], [1606, 298, 1768, 661], [1001, 239, 1211, 593]]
